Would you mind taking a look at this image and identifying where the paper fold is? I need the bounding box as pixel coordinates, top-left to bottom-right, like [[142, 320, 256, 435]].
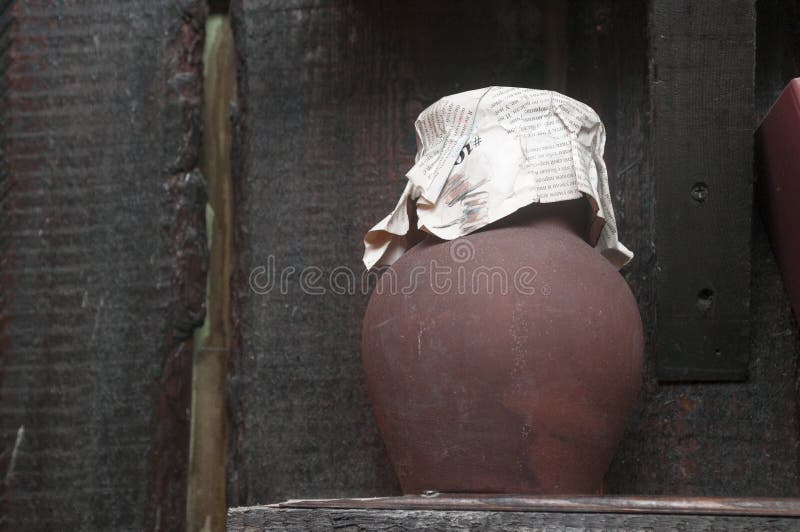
[[364, 87, 633, 270]]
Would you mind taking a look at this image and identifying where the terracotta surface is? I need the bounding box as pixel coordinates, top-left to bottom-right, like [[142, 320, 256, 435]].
[[757, 78, 800, 320], [361, 200, 643, 494]]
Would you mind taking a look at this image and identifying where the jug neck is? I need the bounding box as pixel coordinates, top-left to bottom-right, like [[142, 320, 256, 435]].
[[481, 197, 591, 242]]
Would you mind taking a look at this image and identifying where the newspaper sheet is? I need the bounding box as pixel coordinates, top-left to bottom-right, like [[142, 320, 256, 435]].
[[363, 87, 632, 270]]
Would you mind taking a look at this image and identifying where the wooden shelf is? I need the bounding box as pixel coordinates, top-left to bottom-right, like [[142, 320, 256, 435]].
[[228, 495, 800, 531]]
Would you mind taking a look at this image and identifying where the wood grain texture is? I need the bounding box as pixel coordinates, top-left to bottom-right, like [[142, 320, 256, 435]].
[[606, 219, 800, 496], [227, 0, 800, 502], [276, 493, 800, 517], [187, 14, 236, 532], [603, 0, 800, 495], [0, 1, 206, 530], [228, 0, 548, 505], [228, 506, 800, 531], [651, 0, 755, 380], [755, 0, 800, 122]]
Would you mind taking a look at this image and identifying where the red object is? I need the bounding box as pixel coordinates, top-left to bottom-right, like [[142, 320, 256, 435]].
[[757, 78, 800, 318], [361, 200, 643, 494]]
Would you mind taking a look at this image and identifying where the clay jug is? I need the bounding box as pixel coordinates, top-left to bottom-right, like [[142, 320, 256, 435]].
[[361, 198, 643, 494]]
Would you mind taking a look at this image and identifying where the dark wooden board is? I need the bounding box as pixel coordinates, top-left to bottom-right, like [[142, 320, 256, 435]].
[[600, 0, 800, 496], [603, 0, 800, 496], [227, 0, 548, 505], [0, 1, 206, 530], [229, 497, 800, 531], [275, 494, 800, 517], [755, 0, 800, 121], [230, 508, 800, 532], [651, 0, 755, 380], [605, 218, 800, 495]]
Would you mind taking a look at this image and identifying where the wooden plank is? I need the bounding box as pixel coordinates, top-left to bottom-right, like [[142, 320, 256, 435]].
[[187, 14, 236, 532], [227, 0, 548, 505], [230, 508, 800, 532], [228, 504, 800, 531], [562, 0, 796, 496], [274, 494, 800, 517], [0, 1, 206, 530], [651, 0, 755, 380]]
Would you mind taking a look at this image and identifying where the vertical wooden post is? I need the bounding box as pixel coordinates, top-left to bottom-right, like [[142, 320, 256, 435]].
[[651, 0, 755, 381], [187, 14, 236, 532], [0, 2, 206, 530]]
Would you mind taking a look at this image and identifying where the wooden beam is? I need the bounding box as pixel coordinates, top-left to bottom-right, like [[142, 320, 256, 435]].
[[228, 495, 800, 531], [0, 1, 206, 530], [187, 14, 236, 532], [274, 494, 800, 516], [651, 0, 755, 380]]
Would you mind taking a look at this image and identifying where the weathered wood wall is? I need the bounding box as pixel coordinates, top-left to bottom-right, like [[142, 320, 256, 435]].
[[227, 0, 549, 504], [1, 0, 798, 528], [227, 0, 800, 506], [574, 0, 800, 496], [0, 1, 206, 530], [228, 494, 800, 530]]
